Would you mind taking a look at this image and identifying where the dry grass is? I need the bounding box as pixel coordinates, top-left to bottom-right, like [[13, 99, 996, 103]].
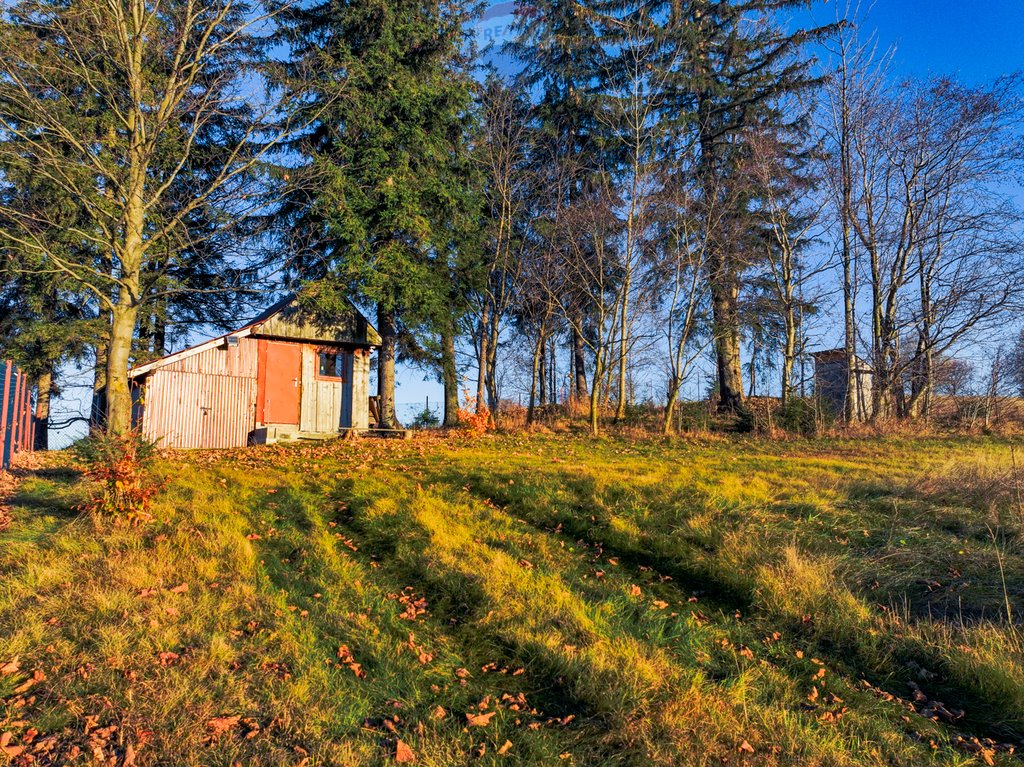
[[1, 434, 1023, 765]]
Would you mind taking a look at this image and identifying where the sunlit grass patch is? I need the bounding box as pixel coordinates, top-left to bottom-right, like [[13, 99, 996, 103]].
[[1, 434, 1023, 764]]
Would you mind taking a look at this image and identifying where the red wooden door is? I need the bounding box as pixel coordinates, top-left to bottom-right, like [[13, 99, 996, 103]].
[[261, 341, 301, 424]]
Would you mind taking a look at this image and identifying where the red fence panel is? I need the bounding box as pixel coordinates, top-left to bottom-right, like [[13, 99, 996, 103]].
[[1, 360, 34, 470]]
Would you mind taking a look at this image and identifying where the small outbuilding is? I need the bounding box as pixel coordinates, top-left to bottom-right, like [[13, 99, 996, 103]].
[[129, 296, 380, 448], [812, 349, 873, 422]]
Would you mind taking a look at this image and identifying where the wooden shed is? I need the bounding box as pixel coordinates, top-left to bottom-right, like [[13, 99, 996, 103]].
[[812, 349, 873, 422], [129, 296, 380, 448]]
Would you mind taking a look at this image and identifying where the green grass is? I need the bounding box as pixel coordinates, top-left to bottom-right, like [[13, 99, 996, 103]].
[[2, 434, 1024, 765]]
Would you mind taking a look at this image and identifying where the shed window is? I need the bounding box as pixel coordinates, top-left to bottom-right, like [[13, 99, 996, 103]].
[[317, 350, 345, 380]]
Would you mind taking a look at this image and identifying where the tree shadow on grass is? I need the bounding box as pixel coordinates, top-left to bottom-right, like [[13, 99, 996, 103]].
[[8, 468, 86, 521], [438, 465, 752, 610]]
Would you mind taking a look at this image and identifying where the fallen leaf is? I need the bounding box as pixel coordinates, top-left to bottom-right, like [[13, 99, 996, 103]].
[[465, 711, 496, 727], [207, 716, 241, 736], [394, 739, 416, 763], [739, 740, 755, 753], [13, 669, 44, 694], [0, 657, 19, 675], [498, 740, 513, 755]]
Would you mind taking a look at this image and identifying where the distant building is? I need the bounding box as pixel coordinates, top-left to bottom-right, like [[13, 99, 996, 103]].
[[129, 296, 380, 448], [812, 349, 873, 421]]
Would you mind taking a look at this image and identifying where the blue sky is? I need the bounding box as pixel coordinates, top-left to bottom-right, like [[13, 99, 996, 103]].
[[818, 1, 1024, 83]]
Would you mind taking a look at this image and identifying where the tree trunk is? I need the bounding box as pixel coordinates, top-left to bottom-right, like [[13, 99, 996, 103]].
[[105, 301, 140, 435], [476, 304, 489, 414], [747, 339, 758, 398], [616, 271, 630, 421], [33, 367, 53, 451], [549, 338, 557, 405], [711, 280, 744, 413], [90, 332, 109, 428], [441, 317, 459, 428], [485, 307, 500, 415], [781, 316, 797, 406], [538, 338, 547, 407], [572, 325, 587, 401], [376, 304, 401, 429], [527, 332, 543, 425], [154, 314, 166, 357], [589, 353, 603, 436], [663, 379, 681, 435]]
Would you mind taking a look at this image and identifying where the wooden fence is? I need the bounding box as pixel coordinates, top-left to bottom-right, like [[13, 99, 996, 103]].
[[1, 360, 34, 470]]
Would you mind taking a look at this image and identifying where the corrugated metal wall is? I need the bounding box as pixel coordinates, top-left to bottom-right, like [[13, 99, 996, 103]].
[[1, 360, 34, 469], [140, 339, 258, 449]]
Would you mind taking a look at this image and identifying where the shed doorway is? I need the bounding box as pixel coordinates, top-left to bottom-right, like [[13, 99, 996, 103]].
[[260, 340, 301, 425]]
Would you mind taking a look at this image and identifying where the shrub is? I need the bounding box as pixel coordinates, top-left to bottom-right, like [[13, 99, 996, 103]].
[[409, 406, 440, 429], [457, 388, 493, 436], [776, 397, 827, 436], [74, 429, 162, 522]]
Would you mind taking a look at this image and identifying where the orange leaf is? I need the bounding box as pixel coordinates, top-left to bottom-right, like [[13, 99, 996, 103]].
[[207, 716, 241, 735], [394, 739, 416, 764], [13, 669, 44, 694], [465, 711, 496, 727], [739, 740, 755, 753]]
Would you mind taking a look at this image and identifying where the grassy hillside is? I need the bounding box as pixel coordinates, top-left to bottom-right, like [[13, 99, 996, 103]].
[[2, 435, 1024, 766]]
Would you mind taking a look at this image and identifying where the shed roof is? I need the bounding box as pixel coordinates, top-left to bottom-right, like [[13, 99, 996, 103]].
[[811, 348, 872, 370], [129, 294, 379, 379]]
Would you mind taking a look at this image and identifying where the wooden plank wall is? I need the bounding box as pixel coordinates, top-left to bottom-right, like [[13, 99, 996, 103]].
[[351, 349, 371, 430], [299, 345, 345, 433]]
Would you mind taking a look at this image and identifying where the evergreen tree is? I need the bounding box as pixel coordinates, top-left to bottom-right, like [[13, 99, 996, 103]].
[[273, 0, 480, 429], [651, 0, 836, 413]]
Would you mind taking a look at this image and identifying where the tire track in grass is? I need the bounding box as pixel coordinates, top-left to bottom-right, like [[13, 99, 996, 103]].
[[258, 472, 608, 766], [335, 474, 886, 767], [441, 459, 1024, 763], [315, 476, 631, 766]]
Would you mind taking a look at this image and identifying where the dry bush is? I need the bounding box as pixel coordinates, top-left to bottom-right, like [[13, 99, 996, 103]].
[[0, 471, 14, 532], [73, 430, 163, 523]]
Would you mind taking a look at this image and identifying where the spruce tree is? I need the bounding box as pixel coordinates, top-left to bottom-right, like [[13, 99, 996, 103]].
[[652, 0, 836, 413], [273, 0, 479, 429]]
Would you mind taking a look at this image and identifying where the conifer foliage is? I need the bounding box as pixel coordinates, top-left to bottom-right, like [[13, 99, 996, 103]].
[[271, 0, 481, 428]]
